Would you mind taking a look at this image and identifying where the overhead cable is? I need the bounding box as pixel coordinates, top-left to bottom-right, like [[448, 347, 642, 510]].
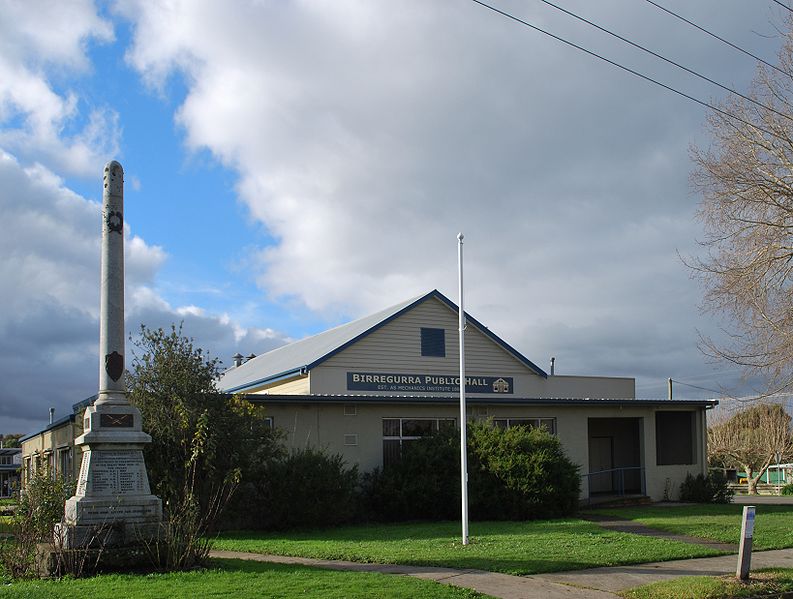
[[643, 0, 790, 79], [535, 0, 793, 122], [469, 0, 784, 142]]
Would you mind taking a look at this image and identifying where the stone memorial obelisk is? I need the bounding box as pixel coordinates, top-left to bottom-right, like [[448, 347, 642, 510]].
[[59, 161, 161, 548]]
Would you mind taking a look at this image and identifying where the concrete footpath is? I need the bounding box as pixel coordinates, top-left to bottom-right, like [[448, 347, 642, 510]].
[[209, 548, 793, 598]]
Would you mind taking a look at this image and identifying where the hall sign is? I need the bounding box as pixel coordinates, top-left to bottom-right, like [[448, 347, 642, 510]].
[[347, 371, 514, 394]]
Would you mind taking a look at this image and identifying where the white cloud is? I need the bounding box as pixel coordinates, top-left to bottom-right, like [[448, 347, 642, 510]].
[[119, 0, 776, 395], [0, 0, 119, 175], [0, 151, 288, 434]]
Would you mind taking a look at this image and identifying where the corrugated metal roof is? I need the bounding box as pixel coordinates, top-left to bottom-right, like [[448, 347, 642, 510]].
[[219, 292, 428, 392], [218, 290, 547, 394]]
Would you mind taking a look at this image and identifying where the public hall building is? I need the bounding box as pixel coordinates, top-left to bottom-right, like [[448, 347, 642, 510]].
[[218, 289, 715, 502]]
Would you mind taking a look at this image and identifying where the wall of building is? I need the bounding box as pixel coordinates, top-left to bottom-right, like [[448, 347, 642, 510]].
[[20, 417, 83, 484], [249, 374, 310, 395], [260, 400, 707, 501], [314, 297, 635, 399]]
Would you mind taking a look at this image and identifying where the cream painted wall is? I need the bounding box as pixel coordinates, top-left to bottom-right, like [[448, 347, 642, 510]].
[[245, 374, 310, 395], [545, 375, 635, 399], [20, 417, 83, 482], [259, 400, 707, 501], [313, 296, 635, 399]]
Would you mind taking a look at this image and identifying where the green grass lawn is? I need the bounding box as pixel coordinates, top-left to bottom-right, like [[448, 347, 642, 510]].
[[215, 519, 724, 575], [592, 504, 793, 550], [0, 558, 489, 599], [620, 567, 793, 599]]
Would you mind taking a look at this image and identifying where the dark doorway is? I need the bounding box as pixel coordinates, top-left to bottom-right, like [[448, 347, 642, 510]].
[[588, 418, 643, 495]]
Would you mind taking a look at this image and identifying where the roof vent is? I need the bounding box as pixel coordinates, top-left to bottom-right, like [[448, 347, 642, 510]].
[[49, 407, 55, 425], [550, 356, 555, 376], [246, 353, 256, 363], [232, 353, 243, 367]]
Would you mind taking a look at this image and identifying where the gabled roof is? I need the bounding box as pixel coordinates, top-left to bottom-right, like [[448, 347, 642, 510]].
[[219, 289, 547, 394]]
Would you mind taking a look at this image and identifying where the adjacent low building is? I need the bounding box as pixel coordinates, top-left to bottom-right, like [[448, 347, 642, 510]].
[[19, 397, 92, 487], [219, 289, 716, 502], [0, 447, 22, 498]]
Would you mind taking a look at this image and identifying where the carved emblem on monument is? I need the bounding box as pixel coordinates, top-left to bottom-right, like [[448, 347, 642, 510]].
[[105, 351, 124, 381], [100, 413, 133, 428], [106, 210, 123, 234]]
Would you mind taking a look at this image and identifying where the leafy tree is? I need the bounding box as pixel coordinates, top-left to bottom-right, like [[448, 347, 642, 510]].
[[127, 324, 278, 516], [0, 434, 23, 448], [708, 403, 793, 494], [690, 20, 793, 395]]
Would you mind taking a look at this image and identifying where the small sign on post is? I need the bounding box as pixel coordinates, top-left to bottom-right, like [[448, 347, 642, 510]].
[[736, 505, 755, 580]]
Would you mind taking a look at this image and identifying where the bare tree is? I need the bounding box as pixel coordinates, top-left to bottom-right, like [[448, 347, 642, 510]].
[[691, 19, 793, 395], [708, 402, 793, 494]]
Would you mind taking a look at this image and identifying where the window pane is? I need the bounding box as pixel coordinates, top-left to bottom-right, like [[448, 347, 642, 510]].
[[538, 419, 556, 434], [401, 419, 435, 437], [509, 419, 536, 429], [383, 419, 400, 437], [383, 440, 401, 468], [438, 419, 456, 431], [492, 419, 508, 429], [656, 411, 694, 465], [420, 328, 446, 357]]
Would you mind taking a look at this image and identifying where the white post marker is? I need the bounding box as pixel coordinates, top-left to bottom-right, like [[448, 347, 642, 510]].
[[736, 505, 755, 580], [458, 232, 469, 546]]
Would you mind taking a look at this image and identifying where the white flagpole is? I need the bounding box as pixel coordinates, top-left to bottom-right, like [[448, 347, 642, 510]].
[[458, 232, 469, 545]]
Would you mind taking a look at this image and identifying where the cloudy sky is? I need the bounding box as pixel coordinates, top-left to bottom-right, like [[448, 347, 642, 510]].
[[1, 0, 788, 435]]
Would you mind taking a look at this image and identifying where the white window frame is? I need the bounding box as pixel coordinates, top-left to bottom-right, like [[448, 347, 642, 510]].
[[57, 446, 72, 479], [492, 417, 556, 435], [382, 417, 456, 466]]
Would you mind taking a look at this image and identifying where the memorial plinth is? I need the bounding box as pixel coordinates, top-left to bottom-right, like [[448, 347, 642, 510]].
[[58, 403, 162, 548]]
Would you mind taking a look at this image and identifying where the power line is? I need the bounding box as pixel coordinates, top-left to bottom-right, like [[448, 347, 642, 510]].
[[643, 0, 790, 79], [671, 378, 732, 397], [671, 378, 793, 403], [535, 0, 793, 122], [468, 0, 785, 142], [771, 0, 793, 14]]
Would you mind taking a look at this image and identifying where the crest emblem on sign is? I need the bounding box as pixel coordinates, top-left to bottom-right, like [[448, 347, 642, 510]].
[[492, 378, 510, 393], [105, 351, 124, 381]]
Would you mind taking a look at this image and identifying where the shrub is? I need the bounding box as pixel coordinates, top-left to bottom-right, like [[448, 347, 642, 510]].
[[468, 422, 580, 520], [0, 468, 74, 579], [679, 471, 733, 503], [360, 421, 581, 522], [360, 428, 460, 522], [781, 482, 793, 496], [246, 448, 359, 530]]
